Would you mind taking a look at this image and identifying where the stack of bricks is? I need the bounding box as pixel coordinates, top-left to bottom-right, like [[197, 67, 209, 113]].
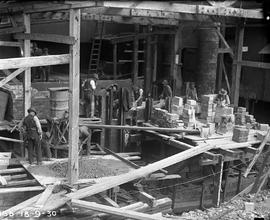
[[151, 108, 181, 128], [232, 126, 249, 143], [182, 103, 196, 128], [234, 107, 247, 125], [200, 94, 216, 122], [171, 96, 183, 116], [245, 114, 256, 129]]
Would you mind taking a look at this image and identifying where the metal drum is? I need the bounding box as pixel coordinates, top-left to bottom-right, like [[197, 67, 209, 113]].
[[48, 87, 69, 118]]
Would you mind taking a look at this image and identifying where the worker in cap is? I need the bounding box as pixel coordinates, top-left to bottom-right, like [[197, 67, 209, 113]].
[[160, 79, 173, 112], [18, 107, 42, 165], [215, 88, 230, 107]]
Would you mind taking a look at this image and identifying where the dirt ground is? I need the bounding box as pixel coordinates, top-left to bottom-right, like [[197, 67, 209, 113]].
[[27, 157, 131, 179]]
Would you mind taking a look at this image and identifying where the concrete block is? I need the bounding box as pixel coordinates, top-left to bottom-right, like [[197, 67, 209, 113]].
[[187, 99, 196, 106]]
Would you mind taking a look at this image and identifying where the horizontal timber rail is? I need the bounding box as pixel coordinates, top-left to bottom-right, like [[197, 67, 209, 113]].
[[79, 123, 200, 134]]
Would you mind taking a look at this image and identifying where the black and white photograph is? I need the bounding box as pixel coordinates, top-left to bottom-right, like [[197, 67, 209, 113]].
[[0, 1, 269, 219]]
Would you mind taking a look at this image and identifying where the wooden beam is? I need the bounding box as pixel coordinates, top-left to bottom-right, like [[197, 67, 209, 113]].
[[144, 25, 152, 97], [113, 43, 117, 79], [0, 54, 70, 70], [97, 194, 120, 207], [136, 191, 157, 208], [34, 185, 55, 208], [0, 168, 25, 175], [0, 136, 24, 143], [66, 143, 214, 199], [238, 60, 270, 69], [218, 48, 233, 54], [79, 123, 199, 134], [71, 199, 167, 220], [231, 24, 244, 106], [68, 8, 80, 185], [212, 155, 224, 207], [0, 186, 44, 194], [221, 59, 231, 94], [0, 68, 27, 88], [0, 26, 25, 35], [14, 33, 76, 45], [0, 41, 23, 47], [23, 13, 31, 117], [216, 29, 233, 56], [2, 69, 21, 84]]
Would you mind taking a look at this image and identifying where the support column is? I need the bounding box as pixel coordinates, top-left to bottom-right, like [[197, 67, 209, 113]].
[[217, 24, 225, 91], [23, 13, 31, 116], [170, 25, 183, 96], [213, 155, 224, 207], [197, 27, 219, 96], [144, 26, 152, 96], [68, 8, 81, 185], [132, 24, 139, 85], [113, 43, 117, 80], [231, 24, 244, 106]]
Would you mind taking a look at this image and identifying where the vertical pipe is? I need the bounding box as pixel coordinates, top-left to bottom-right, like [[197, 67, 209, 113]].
[[197, 27, 219, 96]]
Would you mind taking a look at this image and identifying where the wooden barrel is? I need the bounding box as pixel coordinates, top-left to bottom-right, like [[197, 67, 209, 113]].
[[48, 87, 69, 118], [0, 91, 9, 121]]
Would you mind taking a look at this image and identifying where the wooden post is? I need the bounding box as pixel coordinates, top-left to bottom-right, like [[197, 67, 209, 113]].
[[23, 13, 31, 116], [144, 25, 152, 96], [68, 8, 80, 185], [231, 24, 244, 106], [171, 25, 182, 96], [132, 24, 139, 85], [213, 155, 224, 207], [152, 35, 158, 98], [113, 43, 117, 79]]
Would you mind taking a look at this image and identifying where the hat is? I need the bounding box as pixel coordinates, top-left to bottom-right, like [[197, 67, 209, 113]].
[[219, 88, 227, 95], [162, 80, 168, 85], [27, 107, 37, 115]]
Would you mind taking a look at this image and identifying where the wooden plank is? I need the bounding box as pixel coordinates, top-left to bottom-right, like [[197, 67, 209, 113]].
[[0, 68, 27, 87], [0, 168, 25, 175], [221, 58, 231, 94], [23, 13, 31, 117], [216, 29, 233, 55], [2, 174, 27, 181], [231, 24, 244, 106], [0, 136, 23, 143], [239, 60, 270, 69], [3, 179, 37, 187], [136, 191, 157, 208], [79, 123, 199, 134], [0, 186, 44, 194], [68, 8, 80, 185], [67, 143, 214, 199], [71, 199, 167, 220], [243, 129, 270, 177], [14, 33, 75, 45], [34, 184, 55, 208], [0, 26, 25, 35], [0, 54, 70, 70], [98, 194, 120, 207], [0, 41, 23, 47], [212, 155, 224, 207], [2, 69, 21, 84]]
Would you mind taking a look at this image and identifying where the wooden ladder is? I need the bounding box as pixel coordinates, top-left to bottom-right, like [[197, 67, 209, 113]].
[[88, 21, 104, 75]]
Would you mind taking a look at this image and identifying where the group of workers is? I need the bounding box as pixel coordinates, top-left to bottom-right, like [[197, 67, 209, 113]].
[[17, 74, 230, 165]]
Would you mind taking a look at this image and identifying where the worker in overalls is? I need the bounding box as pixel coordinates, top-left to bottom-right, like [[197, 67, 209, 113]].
[[19, 107, 42, 165], [160, 79, 173, 112], [82, 74, 98, 118], [215, 88, 230, 107], [131, 85, 144, 108]]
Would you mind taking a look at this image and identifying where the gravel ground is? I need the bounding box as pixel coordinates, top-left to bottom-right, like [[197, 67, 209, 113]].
[[27, 158, 131, 179], [180, 190, 270, 220]]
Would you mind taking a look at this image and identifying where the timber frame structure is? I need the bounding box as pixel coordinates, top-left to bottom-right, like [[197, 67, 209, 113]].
[[0, 1, 267, 186]]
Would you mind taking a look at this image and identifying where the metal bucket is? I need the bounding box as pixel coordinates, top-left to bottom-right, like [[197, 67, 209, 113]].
[[48, 87, 69, 118], [0, 91, 9, 121]]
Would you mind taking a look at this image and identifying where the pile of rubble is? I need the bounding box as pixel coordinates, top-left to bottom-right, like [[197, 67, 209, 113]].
[[180, 190, 270, 220]]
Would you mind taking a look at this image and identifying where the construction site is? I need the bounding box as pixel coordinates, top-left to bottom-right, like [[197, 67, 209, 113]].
[[0, 1, 270, 219]]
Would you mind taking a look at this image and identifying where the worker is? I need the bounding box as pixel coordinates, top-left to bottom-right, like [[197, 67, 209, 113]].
[[82, 74, 98, 118], [18, 107, 42, 165], [215, 88, 230, 107], [160, 79, 173, 112], [131, 85, 144, 108], [186, 82, 198, 101]]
